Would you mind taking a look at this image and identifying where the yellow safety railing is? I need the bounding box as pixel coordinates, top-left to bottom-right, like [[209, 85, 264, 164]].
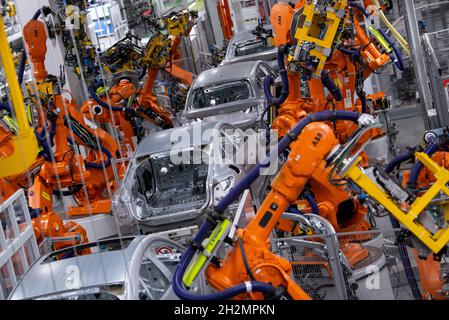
[[0, 15, 38, 177]]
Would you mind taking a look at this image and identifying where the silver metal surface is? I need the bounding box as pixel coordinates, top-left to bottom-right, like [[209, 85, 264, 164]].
[[9, 237, 138, 300], [221, 27, 278, 70], [182, 61, 274, 129], [113, 121, 270, 233], [9, 235, 185, 300], [402, 0, 434, 130], [190, 60, 266, 89], [422, 32, 449, 127]]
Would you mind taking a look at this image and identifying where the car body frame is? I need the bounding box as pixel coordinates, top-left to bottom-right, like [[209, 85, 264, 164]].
[[181, 61, 275, 129], [221, 25, 278, 71], [8, 235, 194, 300], [113, 121, 271, 235]]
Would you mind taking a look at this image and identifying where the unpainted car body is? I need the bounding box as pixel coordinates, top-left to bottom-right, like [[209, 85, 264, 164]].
[[113, 121, 271, 235], [221, 25, 278, 71], [9, 235, 190, 300], [181, 61, 275, 129]]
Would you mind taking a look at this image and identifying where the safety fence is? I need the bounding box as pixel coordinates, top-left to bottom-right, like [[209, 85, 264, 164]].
[[0, 190, 427, 300], [272, 228, 422, 300], [0, 189, 40, 299]]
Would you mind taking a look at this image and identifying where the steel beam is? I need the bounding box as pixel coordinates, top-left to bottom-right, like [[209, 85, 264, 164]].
[[402, 0, 434, 130]]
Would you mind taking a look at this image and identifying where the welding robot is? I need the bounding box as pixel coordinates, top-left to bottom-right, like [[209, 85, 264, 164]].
[[385, 127, 449, 299], [21, 15, 124, 221], [0, 11, 89, 252], [265, 0, 405, 242], [171, 1, 449, 300], [81, 9, 198, 142], [170, 106, 449, 300]]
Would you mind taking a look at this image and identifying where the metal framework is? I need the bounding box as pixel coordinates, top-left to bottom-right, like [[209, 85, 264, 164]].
[[0, 189, 40, 299]]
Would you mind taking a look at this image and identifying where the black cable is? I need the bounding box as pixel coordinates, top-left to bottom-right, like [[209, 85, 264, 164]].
[[238, 238, 256, 281]]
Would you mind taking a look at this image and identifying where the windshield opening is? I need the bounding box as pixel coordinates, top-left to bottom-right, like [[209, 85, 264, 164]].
[[132, 148, 209, 214], [192, 80, 252, 109]]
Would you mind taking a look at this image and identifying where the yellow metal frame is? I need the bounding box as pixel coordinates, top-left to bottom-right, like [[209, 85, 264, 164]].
[[0, 15, 38, 177], [291, 1, 347, 76], [294, 5, 343, 51], [342, 153, 449, 253], [142, 33, 171, 68], [164, 11, 195, 37]]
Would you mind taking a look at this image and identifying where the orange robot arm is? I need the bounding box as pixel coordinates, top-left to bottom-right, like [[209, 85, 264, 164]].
[[23, 20, 48, 81], [81, 79, 138, 153], [206, 121, 340, 299], [217, 0, 233, 40], [353, 12, 391, 74], [137, 69, 174, 129], [165, 36, 194, 86], [269, 2, 295, 47]]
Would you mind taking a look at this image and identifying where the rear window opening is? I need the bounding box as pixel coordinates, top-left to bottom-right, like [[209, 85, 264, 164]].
[[235, 38, 274, 57]]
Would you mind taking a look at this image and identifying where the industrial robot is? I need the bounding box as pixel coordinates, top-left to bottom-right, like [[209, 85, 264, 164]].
[[171, 1, 449, 301], [385, 128, 449, 299], [81, 9, 198, 151], [0, 133, 89, 253], [0, 12, 89, 252], [268, 0, 400, 139], [172, 108, 449, 300], [21, 17, 124, 220], [264, 0, 405, 244]]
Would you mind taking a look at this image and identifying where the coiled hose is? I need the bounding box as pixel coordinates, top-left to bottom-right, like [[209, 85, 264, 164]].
[[263, 46, 289, 106], [173, 110, 362, 300]]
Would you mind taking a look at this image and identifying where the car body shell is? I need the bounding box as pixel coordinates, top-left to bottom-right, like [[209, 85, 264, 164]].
[[221, 26, 278, 71], [181, 61, 275, 129], [113, 121, 270, 234], [9, 235, 185, 300]]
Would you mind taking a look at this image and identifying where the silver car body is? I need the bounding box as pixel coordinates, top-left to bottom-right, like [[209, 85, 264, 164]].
[[221, 26, 278, 71], [113, 121, 270, 234], [181, 61, 275, 129], [9, 235, 187, 300]]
